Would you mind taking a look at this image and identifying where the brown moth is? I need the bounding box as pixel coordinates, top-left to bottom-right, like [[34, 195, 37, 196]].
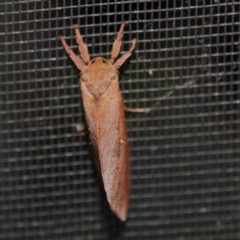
[[59, 22, 149, 221]]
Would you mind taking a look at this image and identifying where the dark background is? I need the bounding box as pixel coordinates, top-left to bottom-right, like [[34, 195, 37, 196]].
[[0, 0, 240, 239]]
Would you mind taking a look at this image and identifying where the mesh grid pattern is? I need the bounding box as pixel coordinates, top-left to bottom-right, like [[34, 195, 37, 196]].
[[1, 1, 240, 239]]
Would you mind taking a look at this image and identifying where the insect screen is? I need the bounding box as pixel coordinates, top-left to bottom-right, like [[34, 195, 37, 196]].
[[1, 1, 239, 239]]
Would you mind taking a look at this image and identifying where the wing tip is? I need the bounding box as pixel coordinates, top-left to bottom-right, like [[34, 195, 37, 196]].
[[104, 183, 129, 221], [110, 203, 128, 221], [103, 177, 129, 221]]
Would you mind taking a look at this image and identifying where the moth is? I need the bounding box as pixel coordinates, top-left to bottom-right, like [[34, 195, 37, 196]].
[[59, 22, 149, 221]]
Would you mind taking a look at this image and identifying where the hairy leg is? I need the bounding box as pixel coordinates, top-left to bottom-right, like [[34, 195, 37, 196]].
[[124, 105, 150, 114], [73, 25, 91, 64], [109, 22, 127, 64], [76, 124, 86, 132], [113, 38, 137, 69], [59, 35, 86, 71]]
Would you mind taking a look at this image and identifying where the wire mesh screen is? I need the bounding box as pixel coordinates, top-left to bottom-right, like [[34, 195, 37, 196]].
[[1, 0, 240, 239]]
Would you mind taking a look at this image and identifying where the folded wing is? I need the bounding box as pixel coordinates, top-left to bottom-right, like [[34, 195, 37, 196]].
[[81, 80, 130, 221]]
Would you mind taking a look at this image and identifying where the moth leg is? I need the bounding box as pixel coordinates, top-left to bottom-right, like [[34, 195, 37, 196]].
[[76, 124, 86, 132], [109, 22, 127, 64], [113, 39, 137, 69], [73, 25, 91, 64], [124, 105, 150, 114], [59, 35, 86, 71]]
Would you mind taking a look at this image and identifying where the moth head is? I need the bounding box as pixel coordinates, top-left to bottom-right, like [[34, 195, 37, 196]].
[[81, 57, 118, 81], [88, 57, 111, 67]]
